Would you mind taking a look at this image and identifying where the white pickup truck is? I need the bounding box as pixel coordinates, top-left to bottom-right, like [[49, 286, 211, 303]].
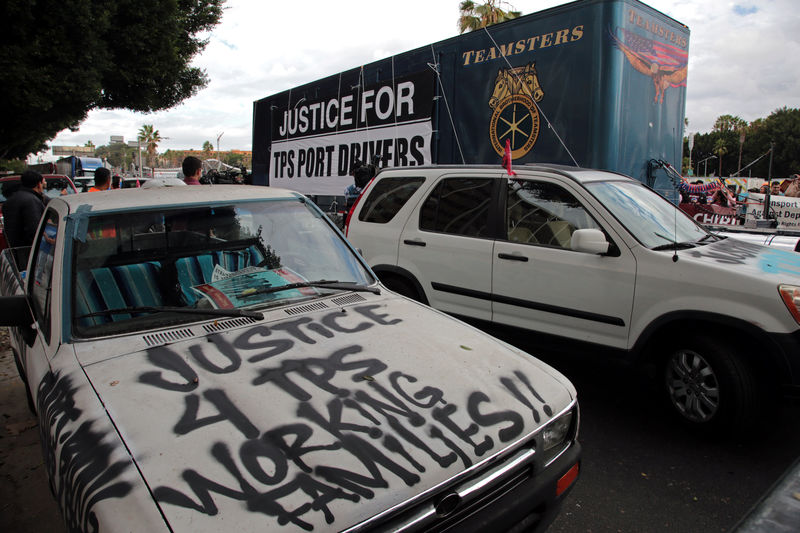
[[346, 164, 800, 431], [0, 185, 581, 533]]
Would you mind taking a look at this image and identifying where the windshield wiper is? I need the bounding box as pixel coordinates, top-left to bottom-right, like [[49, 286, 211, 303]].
[[77, 306, 264, 320], [238, 279, 380, 298], [696, 233, 720, 244], [652, 242, 696, 251], [651, 232, 697, 251]]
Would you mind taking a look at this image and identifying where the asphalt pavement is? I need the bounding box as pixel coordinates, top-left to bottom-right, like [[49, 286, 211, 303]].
[[523, 340, 800, 533], [0, 329, 63, 533], [1, 325, 798, 533]]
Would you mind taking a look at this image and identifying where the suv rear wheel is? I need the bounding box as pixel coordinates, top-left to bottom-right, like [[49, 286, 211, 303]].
[[662, 335, 758, 431]]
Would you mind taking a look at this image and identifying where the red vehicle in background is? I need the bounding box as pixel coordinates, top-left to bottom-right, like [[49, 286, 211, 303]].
[[0, 174, 78, 250]]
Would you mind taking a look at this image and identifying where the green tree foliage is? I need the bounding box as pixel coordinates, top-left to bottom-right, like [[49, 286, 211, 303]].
[[0, 159, 27, 173], [222, 152, 244, 166], [713, 138, 728, 177], [0, 0, 224, 159], [713, 114, 748, 133], [94, 143, 137, 170], [685, 108, 800, 178], [138, 125, 162, 167], [458, 0, 521, 34], [203, 140, 214, 153], [745, 107, 800, 177]]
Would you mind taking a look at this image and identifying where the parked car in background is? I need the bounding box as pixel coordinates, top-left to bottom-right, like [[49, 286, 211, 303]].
[[120, 177, 149, 188], [0, 174, 77, 249], [712, 227, 800, 253], [72, 176, 94, 192], [346, 164, 800, 432], [0, 185, 580, 532]]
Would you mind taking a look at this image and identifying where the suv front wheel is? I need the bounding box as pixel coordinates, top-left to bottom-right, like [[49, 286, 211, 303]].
[[662, 335, 759, 431], [380, 273, 427, 304]]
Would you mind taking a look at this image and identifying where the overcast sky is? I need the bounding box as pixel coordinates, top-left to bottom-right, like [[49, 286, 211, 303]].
[[42, 0, 800, 158]]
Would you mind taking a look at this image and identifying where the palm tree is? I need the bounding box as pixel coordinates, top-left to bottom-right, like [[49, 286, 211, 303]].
[[713, 138, 728, 177], [202, 140, 214, 154], [458, 1, 521, 34], [137, 124, 162, 168]]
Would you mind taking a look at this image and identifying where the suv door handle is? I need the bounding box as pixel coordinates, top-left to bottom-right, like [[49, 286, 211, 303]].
[[498, 252, 528, 262], [403, 239, 426, 247]]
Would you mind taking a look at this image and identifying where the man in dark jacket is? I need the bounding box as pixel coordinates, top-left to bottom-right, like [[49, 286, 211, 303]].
[[3, 171, 47, 255]]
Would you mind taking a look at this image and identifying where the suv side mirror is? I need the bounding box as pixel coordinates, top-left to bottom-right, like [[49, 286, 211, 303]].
[[0, 295, 34, 327], [571, 229, 609, 254]]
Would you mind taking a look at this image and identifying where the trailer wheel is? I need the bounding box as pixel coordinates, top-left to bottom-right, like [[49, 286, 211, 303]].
[[662, 335, 758, 431]]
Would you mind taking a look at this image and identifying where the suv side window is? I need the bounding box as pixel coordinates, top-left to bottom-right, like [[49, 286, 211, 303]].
[[29, 209, 59, 343], [359, 177, 425, 223], [420, 178, 493, 237], [506, 179, 601, 249]]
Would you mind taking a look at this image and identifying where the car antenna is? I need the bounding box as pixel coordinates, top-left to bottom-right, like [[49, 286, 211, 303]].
[[672, 130, 679, 262]]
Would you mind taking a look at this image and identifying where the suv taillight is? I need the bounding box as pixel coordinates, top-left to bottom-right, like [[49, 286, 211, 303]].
[[344, 178, 374, 237]]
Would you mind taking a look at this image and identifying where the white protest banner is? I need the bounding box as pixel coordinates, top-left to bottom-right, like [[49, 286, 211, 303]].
[[269, 120, 432, 195], [745, 193, 800, 229]]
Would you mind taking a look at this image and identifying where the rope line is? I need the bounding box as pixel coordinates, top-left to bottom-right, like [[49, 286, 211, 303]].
[[429, 44, 466, 164]]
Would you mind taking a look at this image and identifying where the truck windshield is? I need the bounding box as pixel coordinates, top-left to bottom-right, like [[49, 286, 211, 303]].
[[585, 180, 708, 249], [71, 199, 374, 337]]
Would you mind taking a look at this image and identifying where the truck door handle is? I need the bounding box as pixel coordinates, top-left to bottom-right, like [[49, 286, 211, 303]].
[[498, 252, 528, 262], [403, 239, 426, 247]]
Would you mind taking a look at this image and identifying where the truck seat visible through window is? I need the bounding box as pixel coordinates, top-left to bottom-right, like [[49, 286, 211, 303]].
[[74, 262, 164, 327]]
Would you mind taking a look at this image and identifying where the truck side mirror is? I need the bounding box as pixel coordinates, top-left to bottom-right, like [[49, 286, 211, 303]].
[[571, 229, 609, 254]]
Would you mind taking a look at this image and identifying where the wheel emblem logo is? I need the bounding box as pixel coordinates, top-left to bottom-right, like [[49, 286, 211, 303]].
[[488, 63, 545, 159]]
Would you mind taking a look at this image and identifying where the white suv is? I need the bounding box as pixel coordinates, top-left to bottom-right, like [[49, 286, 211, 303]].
[[346, 164, 800, 431]]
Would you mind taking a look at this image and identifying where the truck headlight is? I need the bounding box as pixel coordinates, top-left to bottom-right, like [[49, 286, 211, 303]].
[[541, 409, 575, 453], [779, 285, 800, 325]]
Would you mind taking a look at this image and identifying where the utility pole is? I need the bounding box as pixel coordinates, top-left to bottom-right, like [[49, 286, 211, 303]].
[[137, 137, 143, 179], [764, 142, 774, 220], [736, 131, 746, 177]]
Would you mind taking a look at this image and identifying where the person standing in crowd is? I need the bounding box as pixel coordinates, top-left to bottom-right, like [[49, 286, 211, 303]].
[[88, 168, 112, 192], [112, 174, 122, 189], [3, 171, 47, 264], [711, 184, 737, 207], [770, 180, 783, 196], [182, 156, 203, 185], [784, 174, 800, 197]]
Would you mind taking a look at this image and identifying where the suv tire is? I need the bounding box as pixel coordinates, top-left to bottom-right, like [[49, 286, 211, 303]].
[[381, 275, 424, 303], [662, 334, 758, 431]]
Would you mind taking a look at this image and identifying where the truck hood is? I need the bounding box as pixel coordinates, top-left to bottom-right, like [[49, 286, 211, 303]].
[[81, 297, 574, 532]]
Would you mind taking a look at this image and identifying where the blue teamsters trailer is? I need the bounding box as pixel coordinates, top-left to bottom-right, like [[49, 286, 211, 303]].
[[252, 0, 689, 200]]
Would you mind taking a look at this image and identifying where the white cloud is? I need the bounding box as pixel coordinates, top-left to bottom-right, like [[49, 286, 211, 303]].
[[44, 0, 800, 159]]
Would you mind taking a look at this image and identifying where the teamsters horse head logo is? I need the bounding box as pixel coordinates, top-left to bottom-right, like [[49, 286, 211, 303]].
[[488, 63, 544, 159]]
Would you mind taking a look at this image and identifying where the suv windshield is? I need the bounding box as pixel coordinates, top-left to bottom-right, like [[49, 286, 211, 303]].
[[71, 198, 374, 337], [585, 180, 708, 248]]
